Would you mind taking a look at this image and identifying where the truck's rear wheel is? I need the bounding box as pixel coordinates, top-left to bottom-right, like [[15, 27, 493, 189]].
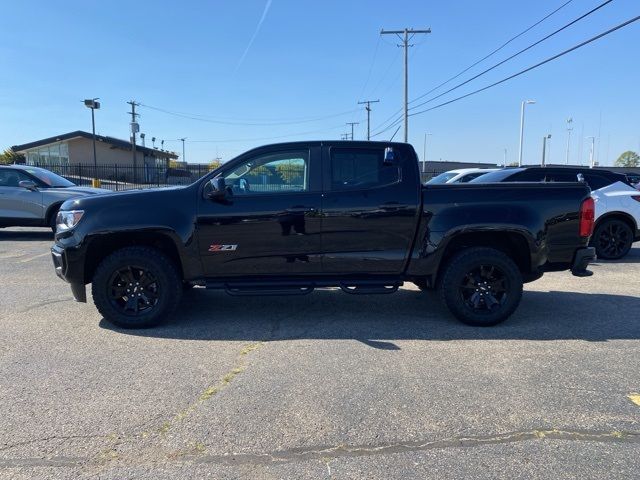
[[438, 247, 522, 327], [92, 246, 182, 328]]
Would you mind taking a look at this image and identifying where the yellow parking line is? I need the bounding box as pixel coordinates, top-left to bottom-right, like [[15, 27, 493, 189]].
[[628, 393, 640, 407], [18, 252, 50, 263]]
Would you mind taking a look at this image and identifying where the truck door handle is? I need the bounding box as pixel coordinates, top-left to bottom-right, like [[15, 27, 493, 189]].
[[285, 206, 316, 213], [379, 202, 408, 210]]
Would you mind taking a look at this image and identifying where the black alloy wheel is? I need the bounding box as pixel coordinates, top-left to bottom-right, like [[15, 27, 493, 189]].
[[458, 264, 508, 313], [592, 219, 633, 260], [92, 246, 182, 328], [438, 247, 523, 327], [108, 265, 159, 316]]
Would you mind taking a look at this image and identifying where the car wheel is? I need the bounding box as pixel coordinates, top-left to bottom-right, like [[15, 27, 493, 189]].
[[590, 219, 633, 260], [438, 247, 523, 327], [92, 246, 182, 328]]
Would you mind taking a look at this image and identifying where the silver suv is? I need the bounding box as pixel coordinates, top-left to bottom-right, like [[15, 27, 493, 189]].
[[0, 165, 109, 231]]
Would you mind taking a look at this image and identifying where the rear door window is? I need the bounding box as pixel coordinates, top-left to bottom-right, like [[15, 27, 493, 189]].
[[329, 147, 399, 191]]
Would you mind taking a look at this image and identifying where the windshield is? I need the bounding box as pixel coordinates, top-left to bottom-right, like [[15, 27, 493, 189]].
[[23, 168, 75, 187], [426, 172, 458, 184], [470, 168, 523, 183]]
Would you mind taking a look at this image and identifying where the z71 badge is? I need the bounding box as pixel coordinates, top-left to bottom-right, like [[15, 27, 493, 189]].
[[208, 244, 238, 252]]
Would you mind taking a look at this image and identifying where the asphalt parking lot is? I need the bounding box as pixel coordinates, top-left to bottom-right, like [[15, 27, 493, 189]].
[[1, 227, 639, 479]]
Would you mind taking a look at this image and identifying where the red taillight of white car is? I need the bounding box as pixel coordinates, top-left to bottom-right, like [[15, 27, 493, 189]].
[[632, 195, 640, 202], [579, 197, 595, 237]]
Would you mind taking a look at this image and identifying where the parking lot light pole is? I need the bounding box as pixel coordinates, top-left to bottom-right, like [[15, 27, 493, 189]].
[[541, 134, 551, 167], [180, 138, 186, 163], [587, 136, 596, 168], [518, 100, 536, 167], [83, 98, 100, 187]]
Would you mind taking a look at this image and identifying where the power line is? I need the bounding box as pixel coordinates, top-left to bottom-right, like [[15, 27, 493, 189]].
[[182, 121, 364, 143], [409, 0, 574, 105], [409, 0, 613, 113], [409, 14, 640, 117], [358, 35, 382, 100], [380, 27, 431, 142], [138, 103, 361, 126]]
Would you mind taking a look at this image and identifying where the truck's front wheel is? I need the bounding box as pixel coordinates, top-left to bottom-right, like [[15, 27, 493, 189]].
[[438, 247, 522, 327], [92, 246, 182, 328]]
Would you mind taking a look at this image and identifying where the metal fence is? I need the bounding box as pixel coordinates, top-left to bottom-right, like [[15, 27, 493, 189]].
[[28, 163, 214, 191], [28, 162, 445, 191]]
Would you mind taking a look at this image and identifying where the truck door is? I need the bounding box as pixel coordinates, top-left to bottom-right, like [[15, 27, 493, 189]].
[[320, 144, 420, 274], [196, 146, 323, 277]]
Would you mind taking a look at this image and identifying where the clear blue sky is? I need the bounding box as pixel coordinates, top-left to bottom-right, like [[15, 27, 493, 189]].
[[1, 0, 638, 166]]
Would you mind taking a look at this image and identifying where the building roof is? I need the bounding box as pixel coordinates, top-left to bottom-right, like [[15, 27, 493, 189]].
[[12, 131, 178, 159]]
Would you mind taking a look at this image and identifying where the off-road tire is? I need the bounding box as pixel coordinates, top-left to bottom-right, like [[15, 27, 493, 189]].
[[92, 246, 182, 328], [438, 247, 522, 327]]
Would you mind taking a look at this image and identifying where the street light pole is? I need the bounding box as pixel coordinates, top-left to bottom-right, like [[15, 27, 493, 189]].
[[180, 138, 186, 163], [587, 136, 595, 168], [518, 100, 536, 167], [541, 134, 551, 167], [83, 98, 101, 187]]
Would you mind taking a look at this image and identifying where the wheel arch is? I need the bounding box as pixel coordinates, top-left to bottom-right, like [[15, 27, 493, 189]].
[[45, 202, 64, 226], [594, 211, 637, 233], [435, 230, 532, 286], [83, 230, 184, 284]]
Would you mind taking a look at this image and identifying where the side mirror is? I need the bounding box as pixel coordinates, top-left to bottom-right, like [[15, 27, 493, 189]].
[[383, 147, 395, 166], [207, 177, 232, 203], [18, 180, 38, 191]]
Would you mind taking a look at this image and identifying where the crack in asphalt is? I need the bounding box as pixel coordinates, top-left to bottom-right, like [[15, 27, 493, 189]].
[[0, 434, 113, 453], [2, 428, 638, 469]]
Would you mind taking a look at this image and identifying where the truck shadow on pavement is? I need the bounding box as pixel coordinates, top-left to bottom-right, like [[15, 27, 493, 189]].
[[0, 230, 53, 241], [100, 288, 640, 347]]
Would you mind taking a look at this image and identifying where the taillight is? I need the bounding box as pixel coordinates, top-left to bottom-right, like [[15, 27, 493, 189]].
[[579, 197, 595, 237]]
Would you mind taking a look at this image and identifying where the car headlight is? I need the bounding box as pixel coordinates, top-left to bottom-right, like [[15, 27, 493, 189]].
[[56, 210, 84, 231]]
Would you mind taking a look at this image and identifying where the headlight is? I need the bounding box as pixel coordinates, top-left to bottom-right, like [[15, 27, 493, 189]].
[[56, 210, 84, 231]]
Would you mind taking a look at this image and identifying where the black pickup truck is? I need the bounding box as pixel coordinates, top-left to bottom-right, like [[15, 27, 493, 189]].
[[51, 141, 596, 328]]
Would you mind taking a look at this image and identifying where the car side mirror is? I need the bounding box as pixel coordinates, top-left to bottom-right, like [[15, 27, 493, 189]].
[[18, 180, 38, 191], [207, 177, 232, 203]]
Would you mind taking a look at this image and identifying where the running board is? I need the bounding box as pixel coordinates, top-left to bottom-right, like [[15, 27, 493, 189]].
[[205, 279, 403, 296], [339, 281, 401, 295]]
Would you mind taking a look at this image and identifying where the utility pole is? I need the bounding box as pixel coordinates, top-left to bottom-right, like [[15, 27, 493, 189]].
[[422, 132, 432, 173], [380, 27, 431, 142], [341, 133, 349, 140], [179, 138, 187, 163], [346, 122, 359, 141], [127, 100, 140, 181], [565, 118, 573, 165], [358, 99, 379, 140]]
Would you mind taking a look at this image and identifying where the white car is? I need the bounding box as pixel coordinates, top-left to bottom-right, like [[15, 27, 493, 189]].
[[426, 168, 500, 184], [470, 167, 640, 259], [591, 182, 640, 259]]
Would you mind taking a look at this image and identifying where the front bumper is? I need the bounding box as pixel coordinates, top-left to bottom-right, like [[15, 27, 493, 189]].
[[571, 246, 596, 277], [51, 244, 87, 302]]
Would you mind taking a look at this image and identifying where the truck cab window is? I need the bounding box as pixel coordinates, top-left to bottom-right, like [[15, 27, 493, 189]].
[[222, 150, 309, 195], [330, 147, 399, 190]]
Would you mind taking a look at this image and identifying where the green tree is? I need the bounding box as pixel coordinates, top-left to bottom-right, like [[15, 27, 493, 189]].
[[0, 148, 25, 165], [276, 161, 304, 185], [208, 159, 222, 171], [614, 151, 640, 168]]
